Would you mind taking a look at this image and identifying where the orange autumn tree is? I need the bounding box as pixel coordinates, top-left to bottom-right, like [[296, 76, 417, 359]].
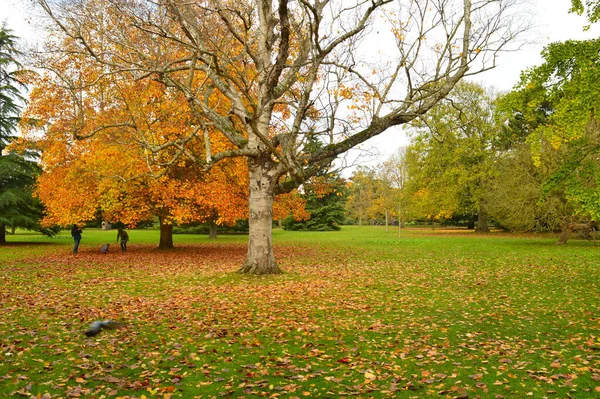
[[37, 0, 526, 274], [24, 37, 306, 248]]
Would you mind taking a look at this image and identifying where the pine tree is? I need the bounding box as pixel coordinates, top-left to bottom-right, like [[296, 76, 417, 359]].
[[0, 26, 25, 151], [0, 26, 53, 243]]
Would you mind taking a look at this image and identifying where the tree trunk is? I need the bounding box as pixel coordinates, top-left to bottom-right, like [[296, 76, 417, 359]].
[[238, 160, 281, 275], [0, 223, 5, 244], [385, 209, 389, 232], [209, 222, 217, 239], [557, 220, 572, 245], [158, 217, 174, 249], [398, 205, 401, 237], [475, 203, 490, 233], [475, 213, 489, 233], [467, 217, 475, 230]]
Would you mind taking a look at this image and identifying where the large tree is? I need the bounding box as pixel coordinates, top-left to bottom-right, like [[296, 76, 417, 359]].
[[0, 26, 52, 243], [345, 167, 379, 226], [498, 38, 600, 242], [37, 0, 527, 273], [381, 147, 410, 231], [405, 81, 501, 231], [23, 60, 306, 248], [346, 164, 399, 230]]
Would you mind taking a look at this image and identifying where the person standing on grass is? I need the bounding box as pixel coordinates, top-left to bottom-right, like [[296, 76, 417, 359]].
[[117, 228, 129, 252], [71, 224, 82, 254]]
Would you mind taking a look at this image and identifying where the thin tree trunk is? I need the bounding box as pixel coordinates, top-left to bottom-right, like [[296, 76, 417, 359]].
[[385, 209, 389, 232], [0, 223, 5, 244], [398, 205, 401, 238], [239, 160, 281, 274], [400, 204, 405, 229], [158, 217, 174, 249], [209, 222, 217, 239], [557, 220, 572, 245]]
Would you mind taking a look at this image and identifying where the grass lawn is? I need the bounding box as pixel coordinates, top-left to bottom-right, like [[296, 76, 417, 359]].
[[1, 226, 599, 398]]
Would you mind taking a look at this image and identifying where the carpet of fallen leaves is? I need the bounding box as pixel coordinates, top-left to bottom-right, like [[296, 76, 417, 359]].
[[1, 236, 600, 399]]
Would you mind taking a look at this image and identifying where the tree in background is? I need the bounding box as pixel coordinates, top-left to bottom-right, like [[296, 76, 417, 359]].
[[403, 82, 500, 231], [345, 167, 379, 226], [381, 147, 410, 232], [570, 0, 600, 24], [22, 57, 248, 248], [486, 141, 570, 233], [0, 27, 55, 243], [37, 0, 528, 274], [487, 86, 568, 233], [283, 172, 346, 231], [24, 64, 308, 247], [403, 141, 461, 227], [371, 164, 395, 232], [498, 38, 600, 242]]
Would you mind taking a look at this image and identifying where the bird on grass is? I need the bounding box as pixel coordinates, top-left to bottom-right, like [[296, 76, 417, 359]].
[[85, 320, 125, 337]]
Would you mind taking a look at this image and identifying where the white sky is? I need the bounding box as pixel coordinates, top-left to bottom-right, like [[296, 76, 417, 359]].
[[2, 0, 599, 169]]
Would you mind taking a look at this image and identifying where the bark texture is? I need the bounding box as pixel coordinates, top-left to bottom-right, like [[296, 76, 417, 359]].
[[475, 212, 489, 233], [557, 221, 572, 245], [556, 221, 595, 245], [238, 160, 281, 274], [158, 218, 174, 249], [209, 223, 217, 239]]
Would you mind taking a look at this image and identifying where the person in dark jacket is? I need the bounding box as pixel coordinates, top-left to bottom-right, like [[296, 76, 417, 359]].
[[117, 228, 129, 252], [71, 224, 82, 254]]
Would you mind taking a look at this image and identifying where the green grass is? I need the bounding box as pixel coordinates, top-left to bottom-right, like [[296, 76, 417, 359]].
[[1, 226, 599, 398]]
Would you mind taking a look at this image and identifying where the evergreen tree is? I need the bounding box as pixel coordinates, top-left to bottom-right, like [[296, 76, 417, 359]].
[[0, 26, 53, 243], [282, 134, 346, 231], [282, 172, 347, 231], [0, 26, 25, 150]]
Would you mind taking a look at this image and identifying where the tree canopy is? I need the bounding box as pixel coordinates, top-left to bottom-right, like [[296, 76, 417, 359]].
[[36, 0, 528, 272], [0, 26, 53, 243], [403, 82, 500, 230], [502, 38, 600, 224]]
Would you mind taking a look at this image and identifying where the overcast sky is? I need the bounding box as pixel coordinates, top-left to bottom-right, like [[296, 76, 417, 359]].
[[2, 0, 599, 168]]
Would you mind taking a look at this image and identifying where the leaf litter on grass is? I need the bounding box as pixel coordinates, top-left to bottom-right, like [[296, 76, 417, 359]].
[[1, 238, 599, 398]]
